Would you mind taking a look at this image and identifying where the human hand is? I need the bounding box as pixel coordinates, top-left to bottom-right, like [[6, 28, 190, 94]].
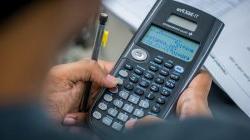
[[125, 71, 213, 128], [42, 59, 117, 125]]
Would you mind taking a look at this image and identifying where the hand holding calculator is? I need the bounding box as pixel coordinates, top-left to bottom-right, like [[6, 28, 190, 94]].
[[88, 0, 224, 137]]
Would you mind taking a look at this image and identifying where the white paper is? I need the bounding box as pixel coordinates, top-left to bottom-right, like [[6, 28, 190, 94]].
[[102, 0, 250, 117], [204, 0, 250, 117]]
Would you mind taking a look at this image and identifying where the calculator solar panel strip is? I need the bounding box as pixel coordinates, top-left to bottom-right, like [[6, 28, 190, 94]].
[[88, 0, 224, 137]]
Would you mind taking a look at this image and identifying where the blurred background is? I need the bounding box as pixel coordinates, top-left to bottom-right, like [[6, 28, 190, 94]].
[[59, 11, 132, 64]]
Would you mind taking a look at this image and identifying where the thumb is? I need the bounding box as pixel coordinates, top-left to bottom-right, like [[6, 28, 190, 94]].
[[125, 115, 163, 129], [63, 113, 88, 126]]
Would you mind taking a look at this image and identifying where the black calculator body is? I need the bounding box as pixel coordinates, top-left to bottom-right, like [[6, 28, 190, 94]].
[[89, 0, 224, 137]]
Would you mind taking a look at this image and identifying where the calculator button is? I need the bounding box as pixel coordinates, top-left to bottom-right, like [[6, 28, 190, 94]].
[[119, 70, 129, 78], [134, 68, 143, 75], [103, 94, 113, 102], [139, 80, 150, 88], [149, 65, 159, 72], [122, 104, 134, 113], [112, 122, 123, 131], [116, 77, 124, 85], [155, 77, 164, 85], [164, 62, 174, 69], [131, 48, 148, 61], [139, 100, 150, 109], [109, 87, 119, 94], [153, 57, 163, 64], [93, 111, 102, 120], [113, 99, 124, 108], [134, 88, 144, 95], [165, 81, 175, 89], [151, 105, 161, 113], [124, 64, 133, 71], [98, 102, 108, 111], [144, 73, 154, 80], [119, 91, 129, 100], [124, 83, 134, 91], [174, 65, 185, 73], [102, 116, 113, 126], [108, 108, 118, 117], [159, 70, 169, 77], [129, 75, 139, 83], [128, 95, 140, 104], [146, 93, 155, 100], [150, 85, 159, 92], [117, 112, 129, 122], [133, 109, 145, 118], [170, 74, 180, 81], [161, 89, 171, 97], [156, 97, 166, 104]]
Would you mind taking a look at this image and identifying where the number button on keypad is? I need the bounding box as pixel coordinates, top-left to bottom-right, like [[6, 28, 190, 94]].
[[98, 102, 108, 111], [128, 95, 140, 104], [122, 104, 134, 113], [117, 112, 129, 122], [124, 83, 134, 91], [133, 109, 145, 118], [113, 99, 124, 108], [139, 100, 150, 109], [112, 122, 123, 131], [103, 94, 113, 102], [108, 108, 118, 117], [93, 111, 102, 120], [119, 91, 129, 100], [102, 116, 113, 126]]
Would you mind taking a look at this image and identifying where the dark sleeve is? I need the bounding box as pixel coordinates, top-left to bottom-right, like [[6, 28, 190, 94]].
[[120, 118, 250, 140]]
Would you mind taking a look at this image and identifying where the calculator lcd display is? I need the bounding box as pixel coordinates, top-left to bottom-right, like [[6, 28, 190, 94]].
[[168, 15, 197, 32], [141, 26, 199, 62]]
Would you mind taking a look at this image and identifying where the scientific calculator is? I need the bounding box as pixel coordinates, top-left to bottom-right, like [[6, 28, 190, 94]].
[[88, 0, 224, 137]]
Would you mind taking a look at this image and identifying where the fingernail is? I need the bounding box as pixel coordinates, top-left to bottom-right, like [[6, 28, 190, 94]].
[[106, 74, 118, 85], [125, 119, 137, 129], [63, 117, 76, 126]]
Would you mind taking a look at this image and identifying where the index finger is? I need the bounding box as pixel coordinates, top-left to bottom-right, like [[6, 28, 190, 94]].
[[98, 60, 114, 73]]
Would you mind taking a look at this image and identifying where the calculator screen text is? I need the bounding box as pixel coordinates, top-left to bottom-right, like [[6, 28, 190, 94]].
[[141, 26, 199, 62]]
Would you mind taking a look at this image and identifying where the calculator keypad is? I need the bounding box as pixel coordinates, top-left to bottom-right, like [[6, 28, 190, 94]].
[[92, 55, 184, 132]]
